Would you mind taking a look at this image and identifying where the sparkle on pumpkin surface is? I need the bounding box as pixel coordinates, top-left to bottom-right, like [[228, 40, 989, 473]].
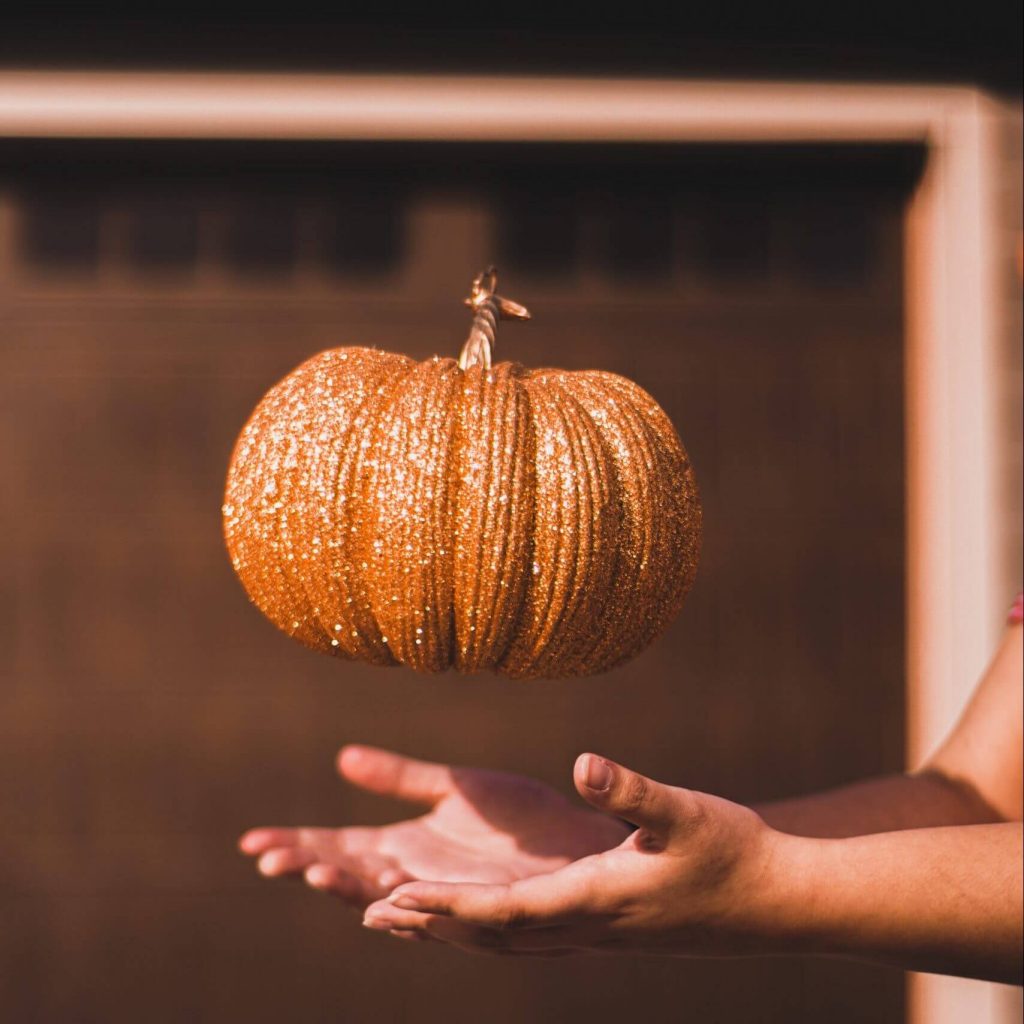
[[222, 347, 700, 677]]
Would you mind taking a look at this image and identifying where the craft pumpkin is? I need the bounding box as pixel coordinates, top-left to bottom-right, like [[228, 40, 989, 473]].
[[223, 269, 701, 678]]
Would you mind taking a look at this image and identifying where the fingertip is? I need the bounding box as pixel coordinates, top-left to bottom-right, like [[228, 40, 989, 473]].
[[258, 848, 313, 877], [388, 882, 450, 914], [377, 868, 409, 891], [304, 865, 370, 908], [387, 885, 421, 911], [305, 864, 333, 889], [387, 882, 418, 902], [337, 744, 368, 774], [338, 743, 390, 783], [362, 898, 393, 924], [239, 829, 270, 854], [574, 753, 614, 795], [387, 880, 428, 897]]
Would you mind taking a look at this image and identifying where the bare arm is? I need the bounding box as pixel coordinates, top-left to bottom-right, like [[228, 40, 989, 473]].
[[758, 624, 1023, 837], [368, 757, 1023, 984], [777, 822, 1023, 983]]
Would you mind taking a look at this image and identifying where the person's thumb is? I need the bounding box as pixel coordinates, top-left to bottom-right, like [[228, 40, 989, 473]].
[[574, 753, 693, 836]]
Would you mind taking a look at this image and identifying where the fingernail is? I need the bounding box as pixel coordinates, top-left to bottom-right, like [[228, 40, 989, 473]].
[[584, 755, 613, 792], [362, 914, 393, 931], [389, 894, 421, 910]]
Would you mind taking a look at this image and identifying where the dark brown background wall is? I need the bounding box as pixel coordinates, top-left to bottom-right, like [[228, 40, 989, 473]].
[[1, 142, 912, 1023]]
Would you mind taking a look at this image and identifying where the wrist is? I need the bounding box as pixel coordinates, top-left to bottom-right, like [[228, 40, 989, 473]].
[[737, 827, 830, 955]]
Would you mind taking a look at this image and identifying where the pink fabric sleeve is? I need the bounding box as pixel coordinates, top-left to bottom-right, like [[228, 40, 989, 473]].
[[1009, 593, 1024, 625]]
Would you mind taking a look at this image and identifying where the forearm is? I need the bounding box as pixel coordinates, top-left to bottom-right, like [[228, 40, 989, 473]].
[[756, 770, 1002, 838], [759, 822, 1023, 983], [758, 626, 1022, 838]]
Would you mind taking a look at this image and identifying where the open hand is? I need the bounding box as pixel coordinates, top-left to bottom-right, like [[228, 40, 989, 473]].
[[359, 754, 782, 957], [239, 746, 631, 912]]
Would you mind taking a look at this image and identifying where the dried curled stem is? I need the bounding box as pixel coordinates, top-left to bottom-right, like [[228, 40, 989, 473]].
[[458, 266, 531, 371]]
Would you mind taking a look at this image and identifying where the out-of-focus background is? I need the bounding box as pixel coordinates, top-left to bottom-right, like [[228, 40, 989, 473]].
[[1, 9, 1021, 1024]]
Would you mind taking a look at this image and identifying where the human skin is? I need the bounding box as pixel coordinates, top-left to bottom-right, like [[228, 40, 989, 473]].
[[240, 623, 1022, 981]]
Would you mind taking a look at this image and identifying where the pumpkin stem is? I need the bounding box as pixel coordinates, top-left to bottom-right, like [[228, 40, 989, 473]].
[[458, 266, 531, 371]]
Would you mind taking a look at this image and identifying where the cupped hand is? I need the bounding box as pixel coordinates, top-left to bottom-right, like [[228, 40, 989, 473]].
[[360, 754, 784, 957], [239, 746, 631, 911]]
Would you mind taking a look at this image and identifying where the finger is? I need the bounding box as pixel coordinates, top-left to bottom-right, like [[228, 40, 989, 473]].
[[377, 867, 414, 891], [240, 827, 338, 858], [240, 826, 379, 864], [363, 906, 471, 940], [363, 904, 495, 948], [573, 753, 696, 837], [389, 929, 430, 944], [384, 873, 586, 931], [239, 828, 300, 855], [304, 864, 377, 908], [308, 863, 412, 902], [364, 903, 580, 953], [257, 847, 318, 877], [337, 745, 453, 806]]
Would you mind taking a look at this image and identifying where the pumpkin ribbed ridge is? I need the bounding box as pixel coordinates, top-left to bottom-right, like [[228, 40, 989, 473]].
[[452, 362, 534, 673]]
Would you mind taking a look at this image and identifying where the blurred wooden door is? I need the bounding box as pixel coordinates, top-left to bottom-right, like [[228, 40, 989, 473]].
[[1, 142, 914, 1024]]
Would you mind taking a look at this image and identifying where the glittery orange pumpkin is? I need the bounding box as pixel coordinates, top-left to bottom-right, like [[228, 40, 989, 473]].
[[223, 269, 701, 678]]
